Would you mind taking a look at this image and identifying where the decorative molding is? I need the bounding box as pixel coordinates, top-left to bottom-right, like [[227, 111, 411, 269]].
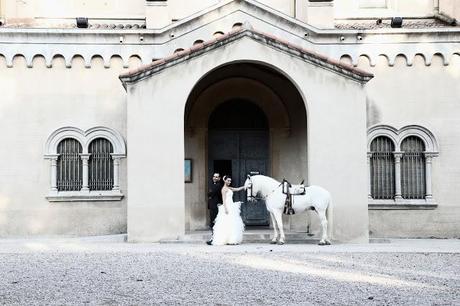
[[44, 126, 126, 202], [368, 124, 439, 207], [45, 126, 126, 156], [398, 125, 439, 153], [1, 1, 460, 69], [367, 124, 439, 152], [367, 125, 399, 149], [187, 77, 292, 131], [1, 44, 458, 70], [369, 199, 438, 210], [46, 191, 124, 202], [119, 26, 374, 87], [339, 51, 456, 68]]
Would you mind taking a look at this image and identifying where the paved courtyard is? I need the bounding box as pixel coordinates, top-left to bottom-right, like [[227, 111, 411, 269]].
[[0, 237, 459, 305]]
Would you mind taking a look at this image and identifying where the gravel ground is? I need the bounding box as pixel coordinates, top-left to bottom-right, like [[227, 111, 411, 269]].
[[0, 239, 459, 305]]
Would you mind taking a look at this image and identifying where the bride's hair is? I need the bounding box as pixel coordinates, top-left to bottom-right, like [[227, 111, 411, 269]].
[[223, 175, 232, 181]]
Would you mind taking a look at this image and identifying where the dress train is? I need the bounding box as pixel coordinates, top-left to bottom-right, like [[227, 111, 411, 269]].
[[212, 190, 245, 245]]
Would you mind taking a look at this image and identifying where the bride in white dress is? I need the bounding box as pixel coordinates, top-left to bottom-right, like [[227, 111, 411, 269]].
[[212, 175, 246, 245]]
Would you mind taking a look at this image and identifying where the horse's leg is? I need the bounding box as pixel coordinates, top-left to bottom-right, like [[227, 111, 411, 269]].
[[272, 210, 285, 245], [269, 212, 278, 244], [317, 209, 330, 246], [306, 209, 314, 237]]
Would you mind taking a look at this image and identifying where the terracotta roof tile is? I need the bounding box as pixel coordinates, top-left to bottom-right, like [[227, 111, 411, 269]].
[[162, 52, 181, 63], [119, 25, 373, 82], [203, 37, 218, 47], [189, 42, 205, 52]]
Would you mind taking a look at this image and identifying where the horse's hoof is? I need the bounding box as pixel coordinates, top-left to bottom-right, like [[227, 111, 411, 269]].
[[318, 241, 326, 246], [270, 240, 277, 244], [277, 241, 285, 245], [325, 240, 331, 245]]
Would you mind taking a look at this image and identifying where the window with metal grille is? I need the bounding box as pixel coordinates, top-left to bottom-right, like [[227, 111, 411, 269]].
[[370, 136, 395, 199], [88, 138, 114, 191], [401, 136, 426, 199], [57, 138, 83, 191]]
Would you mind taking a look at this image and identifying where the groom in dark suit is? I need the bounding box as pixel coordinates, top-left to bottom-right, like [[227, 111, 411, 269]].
[[207, 173, 223, 244]]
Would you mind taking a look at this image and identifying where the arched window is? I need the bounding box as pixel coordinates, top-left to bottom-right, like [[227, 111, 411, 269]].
[[89, 138, 114, 191], [370, 136, 395, 199], [368, 125, 439, 209], [45, 126, 126, 201], [401, 136, 426, 199], [57, 138, 83, 191]]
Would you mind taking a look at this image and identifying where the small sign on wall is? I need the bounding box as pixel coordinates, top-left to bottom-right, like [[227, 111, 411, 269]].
[[184, 159, 192, 183]]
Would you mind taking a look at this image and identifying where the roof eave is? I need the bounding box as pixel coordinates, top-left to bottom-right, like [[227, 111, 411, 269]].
[[119, 27, 374, 91]]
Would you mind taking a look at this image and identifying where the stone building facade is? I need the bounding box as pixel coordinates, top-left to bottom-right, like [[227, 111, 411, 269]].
[[0, 0, 459, 242]]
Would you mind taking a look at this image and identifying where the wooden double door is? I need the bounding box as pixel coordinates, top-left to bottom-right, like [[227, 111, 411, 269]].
[[209, 130, 270, 226]]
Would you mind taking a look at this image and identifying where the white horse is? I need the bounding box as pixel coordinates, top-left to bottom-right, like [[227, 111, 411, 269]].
[[244, 175, 332, 245]]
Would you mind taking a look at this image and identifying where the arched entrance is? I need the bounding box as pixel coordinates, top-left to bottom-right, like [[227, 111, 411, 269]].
[[123, 30, 372, 242], [184, 62, 308, 231], [120, 28, 372, 242], [208, 99, 270, 225]]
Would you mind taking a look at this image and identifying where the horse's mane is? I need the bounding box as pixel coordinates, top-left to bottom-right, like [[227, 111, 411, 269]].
[[251, 175, 280, 185]]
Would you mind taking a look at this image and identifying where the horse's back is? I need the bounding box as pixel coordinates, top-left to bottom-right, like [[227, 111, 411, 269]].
[[306, 185, 331, 202]]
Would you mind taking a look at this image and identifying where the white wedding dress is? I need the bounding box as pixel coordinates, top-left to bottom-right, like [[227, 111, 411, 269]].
[[212, 189, 245, 245]]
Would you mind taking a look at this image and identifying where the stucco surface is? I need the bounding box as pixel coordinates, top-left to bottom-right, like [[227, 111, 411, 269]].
[[125, 35, 369, 242], [0, 0, 459, 240], [358, 54, 460, 238], [0, 56, 129, 236]]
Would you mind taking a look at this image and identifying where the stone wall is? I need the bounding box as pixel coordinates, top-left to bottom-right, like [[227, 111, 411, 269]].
[[0, 0, 459, 239], [0, 55, 140, 236], [354, 54, 460, 238], [122, 34, 370, 242]]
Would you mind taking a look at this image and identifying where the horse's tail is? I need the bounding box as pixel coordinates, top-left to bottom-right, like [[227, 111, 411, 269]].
[[326, 195, 333, 241]]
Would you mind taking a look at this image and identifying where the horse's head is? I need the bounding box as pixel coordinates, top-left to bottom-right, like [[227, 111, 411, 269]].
[[244, 174, 282, 203], [244, 175, 257, 203]]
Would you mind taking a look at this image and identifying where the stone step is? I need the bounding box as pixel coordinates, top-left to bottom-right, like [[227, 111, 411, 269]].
[[159, 231, 320, 244]]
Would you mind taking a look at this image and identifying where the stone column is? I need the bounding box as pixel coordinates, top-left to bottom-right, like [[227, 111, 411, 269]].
[[111, 154, 123, 192], [367, 152, 373, 199], [80, 154, 91, 192], [48, 154, 59, 192], [394, 152, 403, 200], [424, 153, 435, 201]]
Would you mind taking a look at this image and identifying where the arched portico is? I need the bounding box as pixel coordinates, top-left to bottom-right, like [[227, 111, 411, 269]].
[[184, 62, 308, 231], [120, 26, 372, 243]]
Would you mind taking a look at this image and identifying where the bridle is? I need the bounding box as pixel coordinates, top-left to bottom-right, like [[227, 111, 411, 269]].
[[246, 175, 282, 202]]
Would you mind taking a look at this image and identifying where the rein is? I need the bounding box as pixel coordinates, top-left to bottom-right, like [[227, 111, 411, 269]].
[[247, 178, 282, 201]]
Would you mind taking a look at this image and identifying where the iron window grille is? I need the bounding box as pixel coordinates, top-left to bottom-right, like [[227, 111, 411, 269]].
[[57, 138, 83, 191], [401, 136, 426, 199], [89, 138, 114, 191], [370, 136, 395, 199]]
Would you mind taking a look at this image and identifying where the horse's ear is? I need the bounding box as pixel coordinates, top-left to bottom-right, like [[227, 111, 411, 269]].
[[300, 179, 304, 185], [247, 174, 251, 179]]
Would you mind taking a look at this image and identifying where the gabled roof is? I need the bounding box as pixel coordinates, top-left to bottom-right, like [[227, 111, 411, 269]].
[[154, 0, 322, 34], [119, 24, 373, 89]]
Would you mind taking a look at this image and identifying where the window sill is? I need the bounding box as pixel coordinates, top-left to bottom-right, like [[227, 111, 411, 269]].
[[46, 190, 124, 202], [368, 198, 437, 210]]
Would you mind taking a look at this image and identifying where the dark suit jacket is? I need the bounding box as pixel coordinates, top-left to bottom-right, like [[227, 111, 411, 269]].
[[208, 181, 223, 210]]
